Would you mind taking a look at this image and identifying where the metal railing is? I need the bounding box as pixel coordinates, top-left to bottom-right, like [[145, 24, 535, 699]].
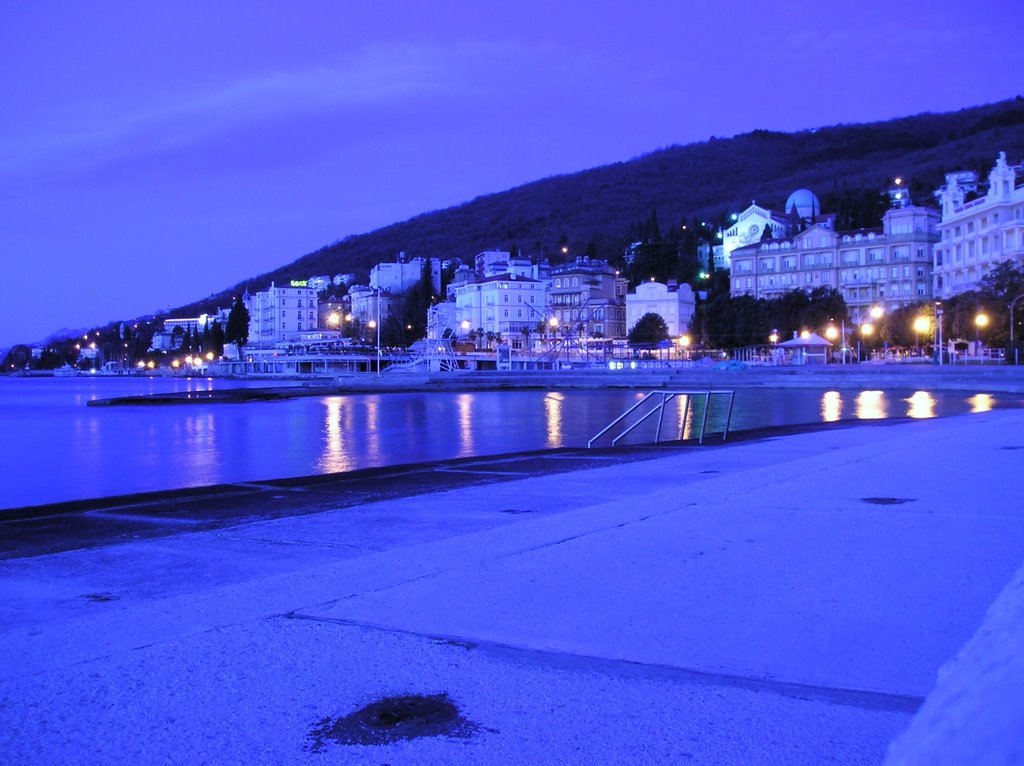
[[588, 389, 736, 448]]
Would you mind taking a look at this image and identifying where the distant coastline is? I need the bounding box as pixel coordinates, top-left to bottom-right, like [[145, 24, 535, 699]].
[[77, 364, 1024, 406]]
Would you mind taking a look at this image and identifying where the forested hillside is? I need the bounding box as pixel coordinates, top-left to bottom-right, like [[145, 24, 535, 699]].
[[175, 98, 1024, 316]]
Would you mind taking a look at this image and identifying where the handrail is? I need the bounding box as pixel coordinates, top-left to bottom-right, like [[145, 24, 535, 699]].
[[588, 389, 735, 448]]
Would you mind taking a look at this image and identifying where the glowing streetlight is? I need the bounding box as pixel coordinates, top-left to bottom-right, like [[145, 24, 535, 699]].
[[676, 334, 691, 360], [327, 312, 340, 327], [870, 305, 884, 321], [825, 326, 838, 341], [858, 323, 874, 362], [975, 312, 989, 361], [913, 316, 931, 355], [768, 331, 779, 345]]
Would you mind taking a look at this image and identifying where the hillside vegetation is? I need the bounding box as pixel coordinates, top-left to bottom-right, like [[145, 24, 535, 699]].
[[175, 98, 1024, 316]]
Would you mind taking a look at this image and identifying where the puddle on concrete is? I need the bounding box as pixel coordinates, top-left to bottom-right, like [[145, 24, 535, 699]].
[[307, 693, 480, 750], [861, 497, 916, 505]]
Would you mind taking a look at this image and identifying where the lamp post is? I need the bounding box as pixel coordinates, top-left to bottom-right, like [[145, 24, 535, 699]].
[[934, 302, 944, 366], [870, 305, 886, 360], [859, 322, 874, 362], [825, 325, 838, 363], [375, 288, 382, 376], [913, 316, 930, 357], [1010, 294, 1024, 365], [975, 312, 989, 364]]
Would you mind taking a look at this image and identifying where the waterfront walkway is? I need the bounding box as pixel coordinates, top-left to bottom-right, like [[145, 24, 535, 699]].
[[1, 409, 1023, 764]]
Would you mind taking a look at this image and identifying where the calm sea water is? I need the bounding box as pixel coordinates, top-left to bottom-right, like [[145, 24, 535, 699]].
[[0, 376, 1007, 510]]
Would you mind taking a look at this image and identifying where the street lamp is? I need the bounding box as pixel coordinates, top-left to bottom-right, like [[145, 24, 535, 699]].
[[913, 316, 930, 356], [679, 334, 691, 361], [825, 325, 838, 363], [548, 316, 559, 351], [975, 312, 989, 363], [859, 322, 874, 362]]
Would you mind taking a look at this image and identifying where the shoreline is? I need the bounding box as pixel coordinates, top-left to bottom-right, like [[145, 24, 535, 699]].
[[84, 364, 1024, 405]]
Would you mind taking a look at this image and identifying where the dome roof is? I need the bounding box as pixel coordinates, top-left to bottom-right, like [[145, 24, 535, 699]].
[[785, 189, 821, 219]]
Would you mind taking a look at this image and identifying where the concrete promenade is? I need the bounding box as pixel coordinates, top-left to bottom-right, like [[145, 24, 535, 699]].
[[1, 408, 1023, 763]]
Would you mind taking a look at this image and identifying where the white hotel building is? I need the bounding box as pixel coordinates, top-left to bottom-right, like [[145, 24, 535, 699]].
[[730, 205, 939, 323], [452, 274, 546, 348], [625, 281, 696, 336], [932, 151, 1024, 299], [244, 282, 319, 345]]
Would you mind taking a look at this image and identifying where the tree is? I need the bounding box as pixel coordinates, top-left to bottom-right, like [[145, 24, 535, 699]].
[[979, 260, 1024, 351], [801, 287, 848, 330], [210, 321, 226, 356], [225, 295, 250, 352], [628, 313, 670, 345], [2, 344, 31, 372]]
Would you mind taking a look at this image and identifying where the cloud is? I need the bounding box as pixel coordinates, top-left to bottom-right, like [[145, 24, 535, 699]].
[[1, 38, 599, 178]]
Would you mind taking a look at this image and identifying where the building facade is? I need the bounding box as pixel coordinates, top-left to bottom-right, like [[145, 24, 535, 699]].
[[729, 205, 939, 323], [715, 190, 826, 270], [933, 151, 1024, 299], [625, 281, 696, 336], [452, 273, 547, 348], [548, 257, 628, 339], [347, 285, 395, 327], [369, 254, 441, 295], [245, 282, 319, 345]]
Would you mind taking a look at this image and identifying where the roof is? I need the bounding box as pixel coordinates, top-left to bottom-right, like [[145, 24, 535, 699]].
[[777, 332, 832, 347]]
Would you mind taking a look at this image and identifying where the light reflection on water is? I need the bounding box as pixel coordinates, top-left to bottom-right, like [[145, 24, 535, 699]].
[[821, 391, 843, 422], [968, 394, 994, 413], [319, 397, 348, 474], [0, 378, 1011, 509], [855, 390, 887, 420], [544, 392, 565, 448], [456, 393, 474, 456], [905, 391, 936, 419]]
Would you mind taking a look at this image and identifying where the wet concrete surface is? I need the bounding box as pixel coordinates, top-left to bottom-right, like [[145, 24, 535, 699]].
[[0, 418, 917, 561]]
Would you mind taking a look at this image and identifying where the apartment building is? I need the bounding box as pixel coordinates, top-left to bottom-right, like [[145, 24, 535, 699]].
[[730, 205, 939, 323], [244, 282, 319, 345], [548, 257, 628, 339], [933, 151, 1024, 299]]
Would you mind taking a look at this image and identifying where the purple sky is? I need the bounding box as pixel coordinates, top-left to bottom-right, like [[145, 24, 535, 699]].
[[2, 1, 1022, 347]]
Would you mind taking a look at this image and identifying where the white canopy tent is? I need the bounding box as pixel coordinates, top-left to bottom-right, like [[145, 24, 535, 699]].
[[776, 332, 833, 365]]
